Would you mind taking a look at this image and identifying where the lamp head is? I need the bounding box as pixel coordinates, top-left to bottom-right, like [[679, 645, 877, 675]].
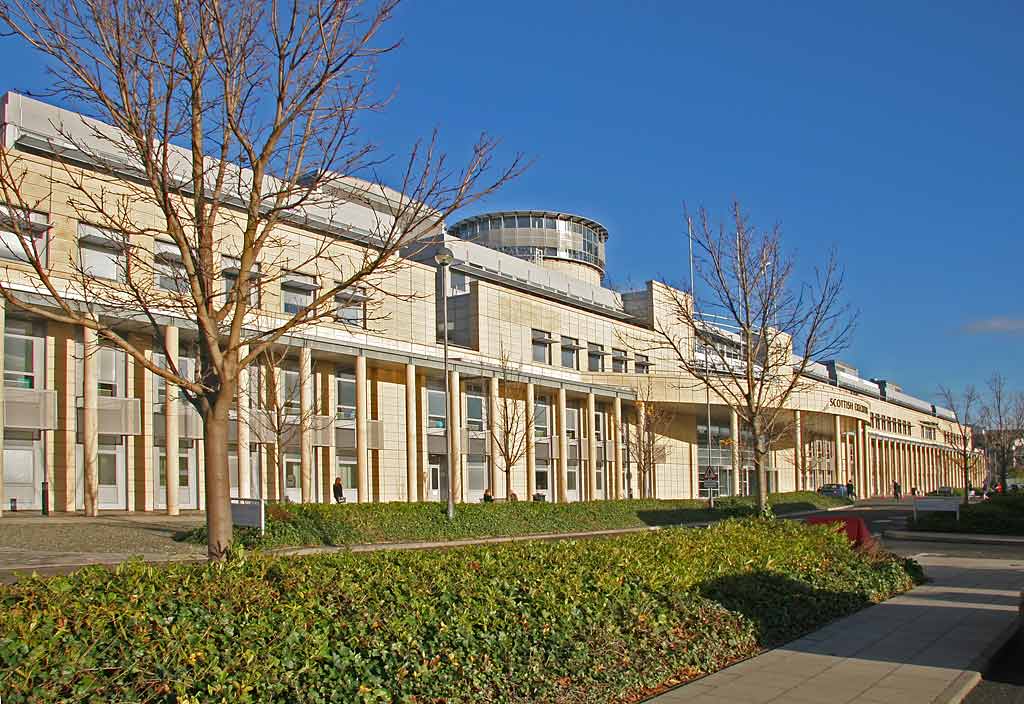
[[434, 246, 454, 267]]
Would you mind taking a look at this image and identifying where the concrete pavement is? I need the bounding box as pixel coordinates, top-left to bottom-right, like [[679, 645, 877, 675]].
[[648, 553, 1024, 704]]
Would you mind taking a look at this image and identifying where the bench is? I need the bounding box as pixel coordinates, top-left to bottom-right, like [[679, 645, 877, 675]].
[[912, 497, 960, 522]]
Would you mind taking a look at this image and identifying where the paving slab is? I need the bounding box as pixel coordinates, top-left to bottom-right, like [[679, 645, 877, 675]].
[[648, 554, 1023, 704]]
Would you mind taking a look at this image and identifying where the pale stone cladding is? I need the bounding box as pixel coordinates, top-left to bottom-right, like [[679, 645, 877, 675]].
[[0, 93, 988, 515]]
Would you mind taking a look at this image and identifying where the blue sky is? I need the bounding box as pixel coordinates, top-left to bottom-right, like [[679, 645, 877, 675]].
[[1, 1, 1020, 400]]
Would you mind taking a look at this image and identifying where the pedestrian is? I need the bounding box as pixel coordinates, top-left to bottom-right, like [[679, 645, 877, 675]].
[[482, 488, 494, 503], [332, 477, 345, 504], [845, 480, 856, 501], [892, 480, 901, 501]]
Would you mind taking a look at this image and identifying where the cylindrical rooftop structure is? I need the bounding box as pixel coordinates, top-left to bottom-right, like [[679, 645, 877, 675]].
[[448, 210, 608, 286]]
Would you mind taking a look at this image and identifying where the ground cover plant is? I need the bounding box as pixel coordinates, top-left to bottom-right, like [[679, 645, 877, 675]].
[[181, 490, 850, 548], [1, 518, 920, 703], [908, 493, 1024, 535]]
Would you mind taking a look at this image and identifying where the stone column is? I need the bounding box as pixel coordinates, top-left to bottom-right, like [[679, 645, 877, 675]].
[[526, 381, 536, 499], [556, 387, 568, 503], [163, 325, 180, 516], [488, 375, 500, 499], [82, 325, 99, 516], [730, 409, 741, 496], [856, 420, 865, 497], [406, 363, 419, 502], [323, 365, 336, 503], [613, 396, 623, 499], [355, 354, 368, 502], [793, 410, 803, 492], [586, 392, 597, 501], [448, 368, 462, 503], [636, 399, 647, 499], [833, 415, 843, 483], [236, 345, 251, 500], [298, 347, 313, 503]]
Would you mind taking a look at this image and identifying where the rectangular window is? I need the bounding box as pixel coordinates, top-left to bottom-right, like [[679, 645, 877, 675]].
[[565, 407, 579, 440], [97, 347, 123, 397], [334, 285, 367, 328], [448, 271, 470, 296], [427, 389, 447, 429], [532, 329, 552, 364], [535, 459, 549, 491], [534, 399, 549, 438], [222, 256, 260, 307], [78, 224, 126, 282], [337, 453, 357, 488], [593, 412, 604, 441], [281, 271, 318, 314], [561, 336, 579, 369], [636, 354, 651, 374], [4, 321, 38, 389], [612, 349, 628, 373], [154, 353, 195, 405], [466, 394, 485, 431], [468, 456, 487, 492], [154, 240, 188, 293], [587, 343, 605, 372], [336, 373, 356, 420], [0, 205, 48, 264]]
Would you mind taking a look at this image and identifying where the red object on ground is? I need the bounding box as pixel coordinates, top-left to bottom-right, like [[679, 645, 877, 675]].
[[804, 515, 872, 547]]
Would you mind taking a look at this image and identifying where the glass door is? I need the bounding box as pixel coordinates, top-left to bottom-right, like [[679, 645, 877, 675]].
[[427, 453, 448, 502]]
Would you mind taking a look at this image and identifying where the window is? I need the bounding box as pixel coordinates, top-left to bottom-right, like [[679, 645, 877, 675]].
[[222, 256, 260, 307], [534, 398, 549, 438], [587, 343, 605, 372], [612, 349, 628, 373], [78, 224, 125, 282], [337, 451, 357, 489], [427, 389, 447, 429], [334, 285, 367, 328], [468, 456, 487, 492], [448, 271, 470, 296], [593, 411, 604, 441], [154, 241, 189, 292], [565, 407, 579, 440], [535, 458, 550, 491], [561, 336, 579, 369], [466, 393, 485, 431], [281, 271, 318, 314], [0, 205, 47, 264], [336, 373, 356, 420], [4, 319, 40, 389], [279, 367, 300, 415], [636, 354, 651, 374], [532, 329, 552, 364], [97, 347, 123, 397], [154, 353, 195, 405]]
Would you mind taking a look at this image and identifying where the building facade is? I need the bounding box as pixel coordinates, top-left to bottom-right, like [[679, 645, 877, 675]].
[[0, 94, 986, 515]]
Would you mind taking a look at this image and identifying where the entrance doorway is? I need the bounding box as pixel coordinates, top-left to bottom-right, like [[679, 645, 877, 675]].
[[4, 430, 42, 510], [427, 453, 448, 502]]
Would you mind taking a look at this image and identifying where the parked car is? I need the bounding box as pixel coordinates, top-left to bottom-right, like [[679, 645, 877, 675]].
[[927, 486, 954, 497], [817, 483, 847, 498]]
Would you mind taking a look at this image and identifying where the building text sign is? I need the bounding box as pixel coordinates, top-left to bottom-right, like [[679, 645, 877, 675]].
[[828, 397, 870, 417]]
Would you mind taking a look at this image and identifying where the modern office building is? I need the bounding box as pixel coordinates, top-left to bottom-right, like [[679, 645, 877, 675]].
[[0, 93, 986, 515]]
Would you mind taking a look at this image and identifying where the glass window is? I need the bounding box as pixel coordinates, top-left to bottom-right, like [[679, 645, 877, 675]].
[[468, 456, 487, 492], [534, 399, 549, 438], [532, 329, 551, 364], [517, 215, 531, 228], [282, 286, 313, 314], [587, 343, 605, 372], [337, 454, 357, 488], [561, 336, 578, 369], [565, 407, 579, 440], [278, 367, 300, 415], [427, 389, 447, 429], [544, 217, 556, 229], [336, 373, 356, 420], [594, 412, 604, 441], [79, 243, 124, 281], [636, 354, 651, 374], [336, 300, 365, 327], [4, 334, 36, 388], [0, 206, 47, 264], [466, 394, 485, 431], [222, 256, 260, 307], [535, 459, 549, 491], [612, 349, 628, 373], [503, 216, 517, 229], [97, 347, 122, 397]]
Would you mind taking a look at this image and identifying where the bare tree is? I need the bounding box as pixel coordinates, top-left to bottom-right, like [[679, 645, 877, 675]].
[[938, 385, 983, 506], [657, 201, 854, 515], [625, 381, 670, 499], [0, 0, 522, 557], [979, 373, 1023, 494], [488, 349, 533, 501]]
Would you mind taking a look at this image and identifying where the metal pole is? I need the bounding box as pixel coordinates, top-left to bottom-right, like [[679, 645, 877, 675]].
[[442, 263, 454, 521]]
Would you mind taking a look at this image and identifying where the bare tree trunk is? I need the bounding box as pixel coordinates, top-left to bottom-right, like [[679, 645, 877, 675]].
[[505, 466, 513, 500], [203, 389, 235, 560], [752, 419, 769, 514]]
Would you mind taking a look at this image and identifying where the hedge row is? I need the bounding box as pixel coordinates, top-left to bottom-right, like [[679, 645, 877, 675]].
[[183, 491, 850, 548], [909, 493, 1024, 535], [1, 519, 920, 703]]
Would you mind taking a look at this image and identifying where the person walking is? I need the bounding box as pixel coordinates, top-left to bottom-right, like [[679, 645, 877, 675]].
[[892, 480, 902, 502], [332, 477, 346, 504], [845, 480, 856, 501]]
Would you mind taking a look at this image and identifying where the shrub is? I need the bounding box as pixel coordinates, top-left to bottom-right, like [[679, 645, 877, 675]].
[[908, 493, 1024, 535], [181, 491, 850, 549], [0, 519, 918, 703]]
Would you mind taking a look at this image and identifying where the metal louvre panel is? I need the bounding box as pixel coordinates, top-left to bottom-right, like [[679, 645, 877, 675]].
[[248, 409, 277, 444], [367, 420, 383, 450], [4, 387, 57, 430], [468, 437, 489, 456], [312, 416, 334, 447], [568, 442, 580, 461], [535, 440, 551, 460], [426, 433, 447, 454], [181, 407, 203, 439], [78, 397, 142, 435], [336, 426, 355, 449]]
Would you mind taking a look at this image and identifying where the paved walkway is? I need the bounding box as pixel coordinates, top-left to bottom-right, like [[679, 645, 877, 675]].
[[885, 530, 1024, 546], [649, 554, 1024, 704]]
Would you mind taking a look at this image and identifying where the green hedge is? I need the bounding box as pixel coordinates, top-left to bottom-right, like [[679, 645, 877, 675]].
[[909, 493, 1024, 535], [183, 491, 850, 549], [1, 519, 919, 703]]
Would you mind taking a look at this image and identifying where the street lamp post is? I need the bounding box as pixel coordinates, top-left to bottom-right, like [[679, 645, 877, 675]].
[[435, 246, 456, 520]]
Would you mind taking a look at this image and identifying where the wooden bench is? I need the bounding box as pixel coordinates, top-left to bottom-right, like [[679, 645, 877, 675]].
[[912, 497, 960, 522]]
